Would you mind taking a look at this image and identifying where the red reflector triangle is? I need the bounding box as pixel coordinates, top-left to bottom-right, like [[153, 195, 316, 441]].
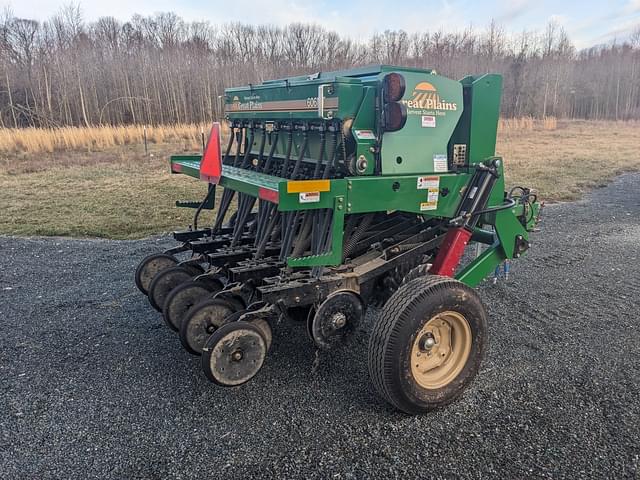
[[200, 122, 222, 182]]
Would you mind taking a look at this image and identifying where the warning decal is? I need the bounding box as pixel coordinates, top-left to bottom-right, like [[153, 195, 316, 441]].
[[421, 115, 436, 128], [354, 129, 376, 140], [417, 176, 440, 190], [417, 176, 440, 211], [299, 192, 320, 203]]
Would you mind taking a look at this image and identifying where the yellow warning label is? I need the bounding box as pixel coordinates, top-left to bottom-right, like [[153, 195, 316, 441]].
[[420, 187, 439, 211], [287, 179, 330, 193]]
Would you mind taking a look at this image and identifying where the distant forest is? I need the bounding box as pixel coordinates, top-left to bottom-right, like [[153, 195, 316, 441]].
[[1, 6, 639, 128]]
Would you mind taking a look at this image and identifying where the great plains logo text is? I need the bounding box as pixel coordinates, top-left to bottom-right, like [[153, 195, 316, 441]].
[[401, 82, 457, 112]]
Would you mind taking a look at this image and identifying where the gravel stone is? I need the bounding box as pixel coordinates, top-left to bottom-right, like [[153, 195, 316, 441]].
[[1, 174, 639, 479]]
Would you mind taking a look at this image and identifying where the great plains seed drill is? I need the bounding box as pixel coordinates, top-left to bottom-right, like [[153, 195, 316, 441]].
[[134, 65, 540, 413]]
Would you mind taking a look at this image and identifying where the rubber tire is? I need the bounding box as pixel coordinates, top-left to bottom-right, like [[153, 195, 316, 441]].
[[147, 266, 194, 312], [368, 275, 488, 414], [162, 280, 219, 332], [134, 253, 177, 295]]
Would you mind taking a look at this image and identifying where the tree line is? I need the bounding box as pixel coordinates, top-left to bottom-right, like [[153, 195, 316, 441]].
[[1, 5, 639, 128]]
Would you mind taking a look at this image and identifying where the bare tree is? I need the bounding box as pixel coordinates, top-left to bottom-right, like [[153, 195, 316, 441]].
[[0, 11, 638, 127]]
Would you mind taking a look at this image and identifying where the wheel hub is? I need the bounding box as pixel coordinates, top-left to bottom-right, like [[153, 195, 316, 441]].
[[419, 332, 436, 350], [410, 311, 472, 389], [231, 350, 244, 361], [332, 313, 347, 329]]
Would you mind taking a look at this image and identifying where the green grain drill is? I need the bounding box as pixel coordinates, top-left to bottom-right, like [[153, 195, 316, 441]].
[[134, 65, 540, 413]]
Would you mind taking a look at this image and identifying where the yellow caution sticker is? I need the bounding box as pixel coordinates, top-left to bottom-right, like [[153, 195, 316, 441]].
[[287, 179, 330, 193], [418, 176, 440, 211]]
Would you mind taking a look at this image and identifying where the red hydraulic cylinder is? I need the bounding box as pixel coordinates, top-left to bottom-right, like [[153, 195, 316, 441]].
[[429, 227, 473, 277]]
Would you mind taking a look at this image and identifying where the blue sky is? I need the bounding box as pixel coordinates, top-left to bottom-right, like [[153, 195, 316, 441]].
[[5, 0, 640, 48]]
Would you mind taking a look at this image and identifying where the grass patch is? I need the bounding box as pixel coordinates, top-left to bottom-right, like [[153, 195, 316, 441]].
[[0, 143, 217, 239], [0, 124, 207, 156], [0, 120, 638, 239], [498, 120, 640, 201]]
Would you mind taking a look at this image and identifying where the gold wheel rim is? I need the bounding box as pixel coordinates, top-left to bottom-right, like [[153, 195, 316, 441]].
[[410, 311, 472, 389]]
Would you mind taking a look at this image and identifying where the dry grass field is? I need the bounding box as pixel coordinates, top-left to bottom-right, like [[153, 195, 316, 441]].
[[498, 119, 640, 200], [0, 119, 638, 239]]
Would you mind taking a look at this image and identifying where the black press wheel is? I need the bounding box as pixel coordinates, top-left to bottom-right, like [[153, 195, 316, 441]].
[[179, 298, 237, 355], [368, 275, 488, 414], [147, 266, 195, 312], [201, 320, 267, 386], [162, 280, 221, 332], [134, 253, 177, 295], [310, 291, 363, 350]]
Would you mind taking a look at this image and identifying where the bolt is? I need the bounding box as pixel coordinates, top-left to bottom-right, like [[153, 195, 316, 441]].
[[231, 350, 243, 361], [420, 332, 436, 351], [356, 155, 368, 173], [332, 313, 347, 329]]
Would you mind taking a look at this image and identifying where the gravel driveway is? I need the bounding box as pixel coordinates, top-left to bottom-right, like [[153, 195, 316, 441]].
[[1, 174, 639, 479]]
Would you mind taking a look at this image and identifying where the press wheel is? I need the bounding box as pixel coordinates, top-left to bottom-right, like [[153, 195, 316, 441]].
[[201, 320, 267, 387], [310, 291, 363, 350], [134, 253, 177, 295], [147, 266, 194, 312], [162, 280, 220, 332], [368, 275, 487, 414], [179, 298, 237, 355]]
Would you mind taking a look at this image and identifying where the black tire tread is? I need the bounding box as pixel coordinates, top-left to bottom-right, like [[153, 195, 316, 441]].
[[368, 275, 483, 413]]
